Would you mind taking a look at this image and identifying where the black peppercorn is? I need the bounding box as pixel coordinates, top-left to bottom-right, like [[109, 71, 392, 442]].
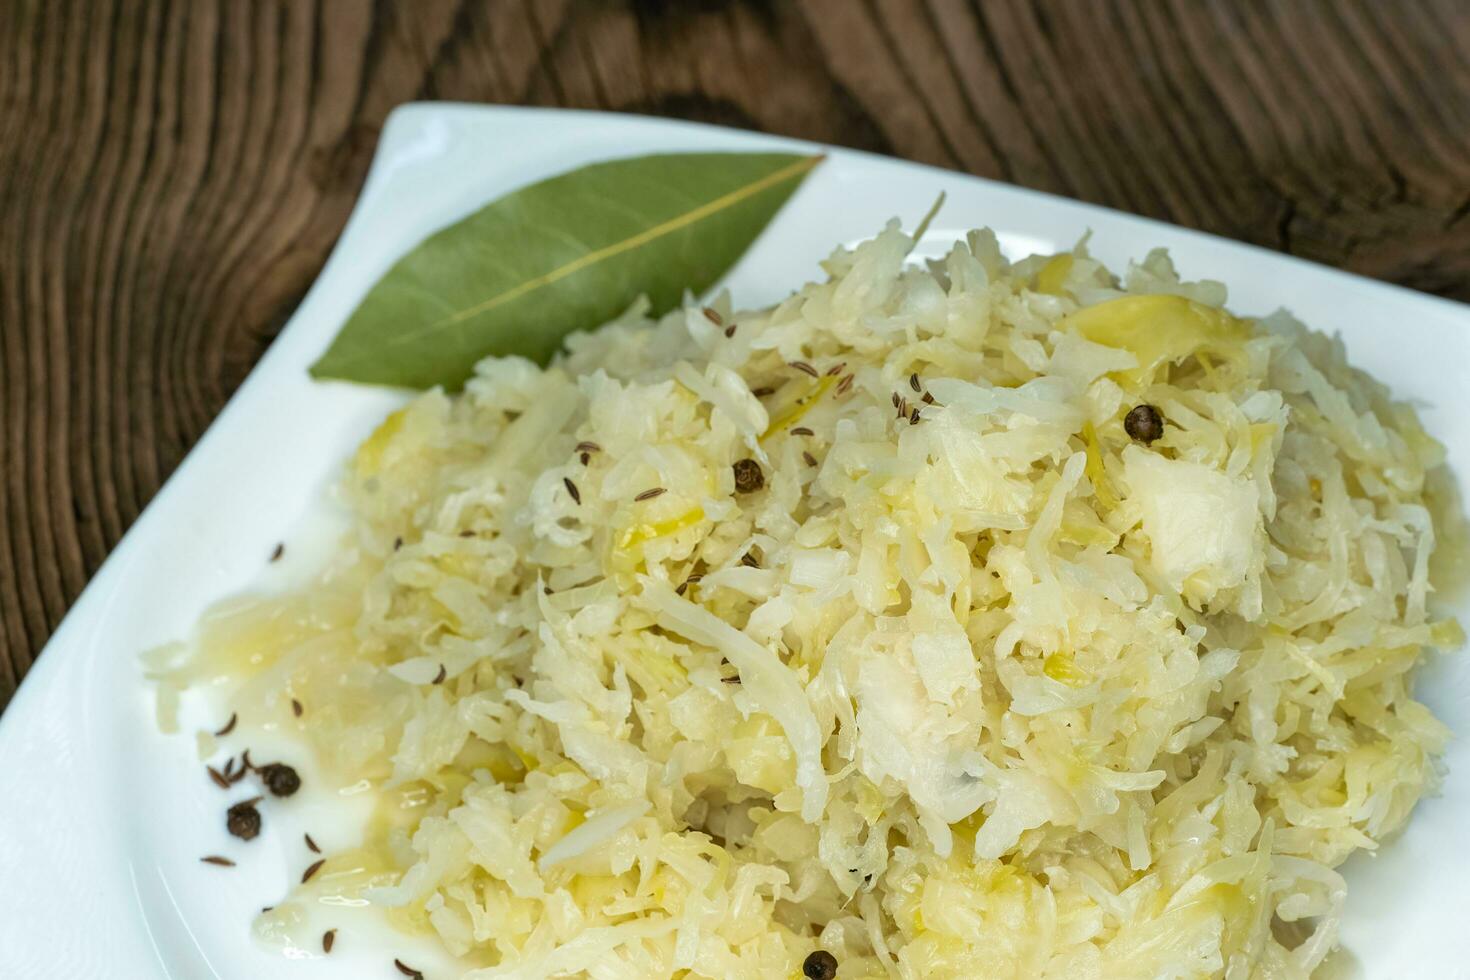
[[1124, 403, 1165, 444], [803, 950, 839, 980], [732, 458, 765, 494], [805, 952, 840, 980], [227, 799, 262, 840], [258, 763, 301, 798]]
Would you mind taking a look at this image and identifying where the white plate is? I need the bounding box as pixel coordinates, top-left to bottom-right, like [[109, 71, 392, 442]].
[[1, 104, 1467, 979]]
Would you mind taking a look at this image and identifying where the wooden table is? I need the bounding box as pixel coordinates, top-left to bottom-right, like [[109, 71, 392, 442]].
[[2, 0, 1467, 709]]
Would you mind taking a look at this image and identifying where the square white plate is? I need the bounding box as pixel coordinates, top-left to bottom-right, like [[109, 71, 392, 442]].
[[1, 104, 1467, 979]]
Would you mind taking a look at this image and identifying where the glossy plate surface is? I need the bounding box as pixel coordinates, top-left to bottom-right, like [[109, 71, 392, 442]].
[[1, 104, 1467, 979]]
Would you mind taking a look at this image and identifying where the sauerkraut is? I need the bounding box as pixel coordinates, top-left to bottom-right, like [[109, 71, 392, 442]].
[[161, 222, 1463, 979]]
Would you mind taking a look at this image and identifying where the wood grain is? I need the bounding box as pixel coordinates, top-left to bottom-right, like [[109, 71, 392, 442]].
[[2, 0, 1468, 708]]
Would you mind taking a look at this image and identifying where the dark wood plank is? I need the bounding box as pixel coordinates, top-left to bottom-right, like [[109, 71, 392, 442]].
[[2, 0, 1467, 707]]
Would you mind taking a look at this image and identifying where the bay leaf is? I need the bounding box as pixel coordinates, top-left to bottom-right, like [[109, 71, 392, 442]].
[[310, 151, 823, 390]]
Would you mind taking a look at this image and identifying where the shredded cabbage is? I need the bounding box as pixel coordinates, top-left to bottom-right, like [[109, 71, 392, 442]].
[[161, 223, 1462, 979]]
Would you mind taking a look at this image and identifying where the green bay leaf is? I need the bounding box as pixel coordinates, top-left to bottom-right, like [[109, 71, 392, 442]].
[[310, 151, 823, 390]]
